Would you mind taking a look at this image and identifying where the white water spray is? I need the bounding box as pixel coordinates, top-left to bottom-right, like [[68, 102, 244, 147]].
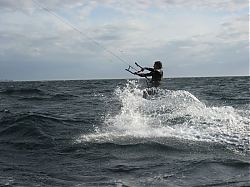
[[78, 80, 250, 153]]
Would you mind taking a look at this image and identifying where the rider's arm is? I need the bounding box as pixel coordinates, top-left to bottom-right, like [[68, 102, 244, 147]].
[[135, 72, 153, 77], [144, 67, 154, 72]]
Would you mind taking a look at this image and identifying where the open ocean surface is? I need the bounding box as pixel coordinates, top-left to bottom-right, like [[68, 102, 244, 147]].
[[0, 76, 249, 187]]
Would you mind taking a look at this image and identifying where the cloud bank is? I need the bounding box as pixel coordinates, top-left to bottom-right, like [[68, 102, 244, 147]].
[[0, 0, 248, 80]]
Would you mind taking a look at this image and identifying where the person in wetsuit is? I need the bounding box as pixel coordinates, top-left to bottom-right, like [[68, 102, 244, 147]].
[[134, 61, 163, 88]]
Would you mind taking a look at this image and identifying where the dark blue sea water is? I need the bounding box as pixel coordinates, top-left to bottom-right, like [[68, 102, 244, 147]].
[[0, 76, 249, 186]]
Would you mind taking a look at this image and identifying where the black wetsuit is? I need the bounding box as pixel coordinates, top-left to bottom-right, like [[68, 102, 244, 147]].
[[139, 68, 163, 87]]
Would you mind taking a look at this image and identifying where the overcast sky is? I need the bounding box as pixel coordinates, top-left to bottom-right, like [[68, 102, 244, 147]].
[[0, 0, 249, 80]]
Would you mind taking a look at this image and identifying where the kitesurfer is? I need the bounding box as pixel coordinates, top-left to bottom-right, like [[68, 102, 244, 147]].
[[134, 61, 163, 88]]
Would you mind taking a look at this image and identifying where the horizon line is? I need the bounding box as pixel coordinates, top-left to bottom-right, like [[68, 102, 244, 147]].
[[0, 75, 249, 82]]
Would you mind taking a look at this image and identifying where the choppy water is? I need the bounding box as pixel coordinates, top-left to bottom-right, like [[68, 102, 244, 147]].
[[0, 76, 249, 186]]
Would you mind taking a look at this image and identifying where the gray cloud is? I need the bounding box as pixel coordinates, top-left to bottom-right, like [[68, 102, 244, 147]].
[[0, 0, 248, 80], [0, 0, 248, 12]]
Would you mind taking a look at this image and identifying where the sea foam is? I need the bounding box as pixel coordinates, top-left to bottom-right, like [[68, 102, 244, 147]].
[[78, 80, 250, 153]]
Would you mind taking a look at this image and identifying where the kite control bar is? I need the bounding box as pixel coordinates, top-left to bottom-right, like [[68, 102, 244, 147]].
[[125, 62, 144, 75], [125, 62, 150, 87], [135, 62, 144, 72], [125, 65, 136, 74]]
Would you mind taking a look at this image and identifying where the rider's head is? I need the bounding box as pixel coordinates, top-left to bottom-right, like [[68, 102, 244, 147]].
[[154, 61, 162, 69]]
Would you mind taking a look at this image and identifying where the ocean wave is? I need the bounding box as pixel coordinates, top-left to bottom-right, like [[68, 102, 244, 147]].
[[18, 96, 51, 101], [0, 88, 46, 95], [0, 87, 78, 102], [18, 93, 78, 101], [77, 133, 234, 155], [0, 113, 77, 149], [1, 113, 62, 125], [0, 114, 54, 141], [51, 93, 78, 101]]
